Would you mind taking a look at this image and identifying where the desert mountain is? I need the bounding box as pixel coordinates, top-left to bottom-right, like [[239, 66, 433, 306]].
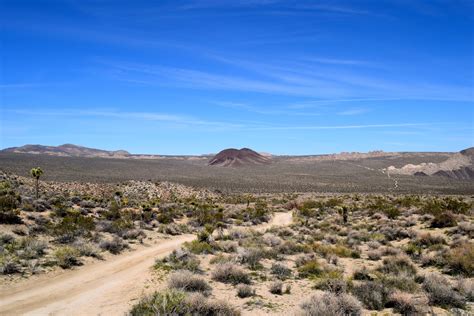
[[386, 147, 474, 180], [2, 144, 130, 158], [208, 148, 271, 167]]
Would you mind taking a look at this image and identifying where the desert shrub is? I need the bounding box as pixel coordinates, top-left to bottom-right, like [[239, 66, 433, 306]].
[[352, 267, 372, 281], [443, 197, 471, 214], [313, 243, 360, 258], [218, 240, 239, 253], [192, 203, 223, 226], [414, 232, 446, 248], [184, 240, 214, 255], [298, 259, 323, 278], [389, 291, 426, 315], [129, 290, 188, 315], [271, 263, 292, 280], [184, 293, 240, 316], [0, 255, 20, 274], [423, 273, 465, 308], [314, 278, 348, 294], [212, 263, 251, 284], [52, 211, 95, 243], [156, 211, 175, 224], [300, 292, 362, 316], [276, 240, 309, 255], [73, 239, 101, 258], [396, 195, 421, 208], [0, 187, 22, 224], [367, 250, 382, 261], [456, 278, 474, 301], [431, 212, 457, 228], [167, 270, 211, 294], [353, 281, 391, 310], [269, 281, 283, 295], [423, 197, 471, 216], [0, 233, 15, 245], [54, 246, 81, 268], [14, 237, 47, 259], [237, 247, 263, 269], [378, 255, 417, 276], [121, 229, 145, 240], [99, 237, 128, 254], [367, 197, 400, 219], [380, 272, 419, 293], [157, 223, 188, 235], [155, 249, 201, 272], [236, 284, 255, 298], [444, 242, 474, 276]]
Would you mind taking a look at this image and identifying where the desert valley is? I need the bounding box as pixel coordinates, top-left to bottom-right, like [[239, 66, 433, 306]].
[[0, 145, 473, 315]]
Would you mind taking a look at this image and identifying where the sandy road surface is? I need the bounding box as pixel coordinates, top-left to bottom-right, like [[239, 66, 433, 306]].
[[0, 212, 292, 316]]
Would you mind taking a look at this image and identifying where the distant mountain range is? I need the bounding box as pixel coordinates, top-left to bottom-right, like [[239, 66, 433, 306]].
[[1, 144, 131, 158], [2, 143, 473, 179]]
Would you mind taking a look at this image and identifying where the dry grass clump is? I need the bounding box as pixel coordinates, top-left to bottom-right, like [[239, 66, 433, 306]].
[[300, 292, 362, 316], [167, 270, 211, 294], [212, 263, 251, 284]]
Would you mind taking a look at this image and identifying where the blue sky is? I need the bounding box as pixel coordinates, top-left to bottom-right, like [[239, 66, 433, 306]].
[[1, 0, 473, 155]]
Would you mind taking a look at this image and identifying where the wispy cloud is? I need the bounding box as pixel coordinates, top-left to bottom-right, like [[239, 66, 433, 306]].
[[8, 108, 244, 130], [6, 108, 445, 133], [248, 122, 438, 131], [101, 59, 474, 102], [304, 57, 371, 66], [212, 101, 321, 116], [337, 108, 370, 116]]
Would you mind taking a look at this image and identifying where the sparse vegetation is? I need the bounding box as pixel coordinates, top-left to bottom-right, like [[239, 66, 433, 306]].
[[0, 170, 473, 315]]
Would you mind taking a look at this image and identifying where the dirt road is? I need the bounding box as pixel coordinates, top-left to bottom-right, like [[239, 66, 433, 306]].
[[0, 212, 292, 316]]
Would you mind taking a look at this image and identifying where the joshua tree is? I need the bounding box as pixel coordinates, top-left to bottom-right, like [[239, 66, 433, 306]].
[[30, 167, 43, 199]]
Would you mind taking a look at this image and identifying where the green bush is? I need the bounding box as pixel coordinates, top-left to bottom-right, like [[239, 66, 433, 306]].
[[51, 211, 95, 243], [155, 249, 201, 272], [298, 260, 323, 278], [54, 246, 81, 268], [431, 212, 457, 228], [184, 240, 213, 255], [130, 290, 188, 316], [130, 290, 240, 316], [0, 181, 22, 224]]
